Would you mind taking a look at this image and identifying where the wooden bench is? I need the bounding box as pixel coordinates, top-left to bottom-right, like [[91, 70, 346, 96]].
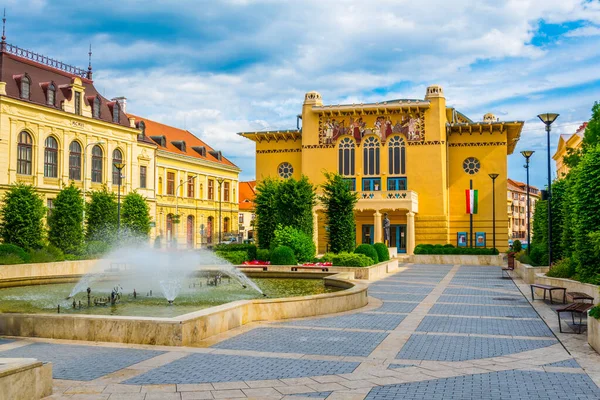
[[291, 266, 330, 272], [568, 291, 594, 304], [530, 284, 566, 304], [557, 302, 594, 334]]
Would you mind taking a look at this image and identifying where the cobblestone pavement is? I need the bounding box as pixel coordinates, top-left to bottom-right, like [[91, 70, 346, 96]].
[[2, 263, 600, 399]]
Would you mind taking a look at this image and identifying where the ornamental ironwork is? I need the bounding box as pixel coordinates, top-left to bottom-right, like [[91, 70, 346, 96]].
[[4, 43, 89, 78], [463, 157, 481, 175]]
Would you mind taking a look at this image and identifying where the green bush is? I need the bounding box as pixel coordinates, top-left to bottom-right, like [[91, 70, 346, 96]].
[[512, 240, 522, 253], [546, 258, 577, 279], [256, 249, 270, 261], [354, 244, 379, 263], [271, 225, 315, 262], [332, 252, 374, 267], [270, 245, 297, 265], [319, 253, 336, 262], [216, 250, 248, 265], [0, 243, 30, 263], [28, 245, 65, 263], [590, 306, 600, 320], [518, 253, 536, 266], [86, 241, 111, 258], [0, 184, 45, 250], [530, 244, 548, 266], [373, 243, 390, 262], [0, 253, 25, 264], [214, 243, 257, 260], [414, 244, 498, 255], [320, 172, 359, 253]]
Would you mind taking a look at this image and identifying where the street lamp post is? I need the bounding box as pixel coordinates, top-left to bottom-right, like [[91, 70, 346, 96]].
[[216, 177, 225, 244], [82, 141, 105, 226], [113, 162, 125, 239], [537, 113, 559, 266], [489, 174, 499, 251], [521, 150, 535, 255], [174, 175, 196, 248]]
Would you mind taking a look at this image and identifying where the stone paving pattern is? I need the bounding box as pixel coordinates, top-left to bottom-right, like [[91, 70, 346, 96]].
[[3, 263, 600, 399]]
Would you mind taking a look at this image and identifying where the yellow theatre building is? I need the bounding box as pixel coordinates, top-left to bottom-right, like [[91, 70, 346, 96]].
[[240, 85, 524, 254]]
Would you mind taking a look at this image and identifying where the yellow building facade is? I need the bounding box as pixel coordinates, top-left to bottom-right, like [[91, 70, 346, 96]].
[[241, 86, 524, 254], [133, 117, 240, 248], [553, 122, 586, 178]]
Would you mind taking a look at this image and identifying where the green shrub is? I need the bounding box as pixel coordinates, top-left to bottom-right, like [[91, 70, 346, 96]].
[[518, 253, 536, 266], [512, 240, 522, 253], [373, 243, 390, 262], [319, 253, 336, 262], [590, 306, 600, 320], [354, 244, 379, 263], [86, 241, 111, 258], [332, 252, 374, 267], [0, 184, 45, 250], [48, 183, 84, 254], [0, 244, 30, 263], [414, 244, 498, 255], [0, 253, 25, 264], [216, 250, 248, 265], [546, 258, 577, 279], [214, 243, 257, 260], [530, 244, 548, 266], [256, 249, 270, 261], [28, 245, 65, 263], [271, 225, 315, 262], [270, 245, 297, 265]]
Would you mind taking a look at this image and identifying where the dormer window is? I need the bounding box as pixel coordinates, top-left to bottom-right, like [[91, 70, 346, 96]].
[[112, 102, 120, 123], [47, 83, 56, 106], [74, 91, 82, 115], [20, 74, 31, 99], [137, 121, 146, 140], [172, 141, 186, 152], [209, 149, 222, 161], [192, 146, 206, 157], [150, 135, 166, 147], [93, 96, 101, 118]]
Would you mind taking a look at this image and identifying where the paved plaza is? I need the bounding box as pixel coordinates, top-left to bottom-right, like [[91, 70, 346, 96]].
[[3, 263, 600, 399]]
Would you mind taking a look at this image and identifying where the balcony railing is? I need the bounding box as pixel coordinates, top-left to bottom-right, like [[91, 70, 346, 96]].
[[357, 190, 417, 201]]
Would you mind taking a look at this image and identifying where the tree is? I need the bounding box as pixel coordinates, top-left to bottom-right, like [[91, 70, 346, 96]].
[[320, 172, 358, 253], [48, 183, 84, 254], [582, 102, 600, 152], [530, 198, 548, 266], [0, 184, 45, 249], [275, 176, 316, 237], [254, 177, 279, 249], [86, 186, 118, 243], [121, 191, 151, 241]]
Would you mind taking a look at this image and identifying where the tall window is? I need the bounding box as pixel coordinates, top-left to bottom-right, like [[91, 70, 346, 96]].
[[167, 172, 175, 195], [363, 136, 380, 176], [139, 166, 147, 189], [239, 213, 244, 224], [44, 136, 58, 178], [74, 91, 82, 115], [224, 182, 230, 201], [112, 102, 120, 123], [112, 149, 123, 184], [20, 75, 30, 99], [187, 176, 195, 198], [91, 145, 103, 183], [17, 131, 33, 175], [338, 137, 355, 176], [46, 199, 54, 217], [93, 97, 101, 118], [47, 83, 56, 106], [223, 217, 229, 233], [69, 141, 82, 180], [208, 179, 214, 200], [388, 135, 406, 175]]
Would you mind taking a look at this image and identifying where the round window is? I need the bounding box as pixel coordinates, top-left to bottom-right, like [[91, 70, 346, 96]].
[[278, 162, 294, 179], [462, 157, 480, 175]]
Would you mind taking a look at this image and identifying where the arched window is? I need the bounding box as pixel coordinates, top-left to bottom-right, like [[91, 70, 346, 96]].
[[69, 141, 82, 181], [338, 137, 355, 176], [93, 96, 101, 118], [20, 75, 30, 99], [363, 136, 380, 176], [17, 131, 33, 175], [44, 136, 58, 178], [388, 135, 406, 175], [112, 149, 123, 184], [91, 145, 103, 183], [47, 83, 56, 106], [112, 102, 120, 123]]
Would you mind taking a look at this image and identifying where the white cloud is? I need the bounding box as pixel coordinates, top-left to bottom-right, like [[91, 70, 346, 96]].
[[566, 25, 600, 37]]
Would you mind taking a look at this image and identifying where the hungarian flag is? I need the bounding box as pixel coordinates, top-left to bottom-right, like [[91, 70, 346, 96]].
[[465, 189, 478, 214]]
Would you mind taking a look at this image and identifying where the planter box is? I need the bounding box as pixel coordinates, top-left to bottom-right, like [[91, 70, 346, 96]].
[[410, 254, 504, 266], [514, 260, 549, 284], [589, 313, 600, 353], [534, 273, 600, 304], [0, 358, 52, 400]]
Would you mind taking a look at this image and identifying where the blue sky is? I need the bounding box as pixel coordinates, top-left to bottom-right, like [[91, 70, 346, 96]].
[[4, 0, 600, 187]]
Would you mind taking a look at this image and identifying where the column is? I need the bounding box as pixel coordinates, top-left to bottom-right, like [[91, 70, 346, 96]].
[[313, 211, 319, 252], [407, 211, 415, 255], [374, 210, 382, 243]]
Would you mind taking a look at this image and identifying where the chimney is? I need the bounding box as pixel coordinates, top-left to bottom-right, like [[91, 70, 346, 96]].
[[111, 96, 127, 114]]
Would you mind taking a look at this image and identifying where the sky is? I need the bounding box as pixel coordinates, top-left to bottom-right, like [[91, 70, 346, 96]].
[[3, 0, 600, 187]]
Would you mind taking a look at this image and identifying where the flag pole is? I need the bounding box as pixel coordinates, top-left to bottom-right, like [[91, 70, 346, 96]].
[[470, 179, 473, 248]]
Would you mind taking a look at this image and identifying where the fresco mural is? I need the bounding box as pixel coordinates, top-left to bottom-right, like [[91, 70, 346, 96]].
[[320, 112, 424, 145]]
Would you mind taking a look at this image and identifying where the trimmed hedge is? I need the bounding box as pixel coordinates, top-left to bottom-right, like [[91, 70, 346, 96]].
[[0, 244, 30, 263], [332, 252, 374, 267], [216, 250, 248, 265], [270, 225, 315, 262], [28, 245, 65, 263], [414, 244, 499, 255], [256, 249, 270, 261], [354, 244, 379, 263], [214, 243, 257, 260], [270, 245, 297, 265], [319, 253, 336, 263], [373, 243, 390, 262]]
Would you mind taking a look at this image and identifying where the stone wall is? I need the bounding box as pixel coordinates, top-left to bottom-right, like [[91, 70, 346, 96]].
[[0, 359, 52, 399], [514, 260, 549, 284], [410, 254, 504, 266]]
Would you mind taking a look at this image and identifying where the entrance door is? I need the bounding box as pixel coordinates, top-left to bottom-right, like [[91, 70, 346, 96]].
[[362, 224, 374, 244], [390, 224, 407, 253]]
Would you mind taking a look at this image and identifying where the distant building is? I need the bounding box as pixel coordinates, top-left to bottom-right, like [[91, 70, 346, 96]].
[[238, 181, 256, 241], [507, 178, 540, 244], [553, 122, 587, 178]]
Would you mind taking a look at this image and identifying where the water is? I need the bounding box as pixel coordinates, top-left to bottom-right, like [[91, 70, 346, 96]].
[[0, 278, 339, 317]]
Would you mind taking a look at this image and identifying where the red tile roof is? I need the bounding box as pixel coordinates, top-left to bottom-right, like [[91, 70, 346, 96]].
[[129, 114, 238, 168], [239, 180, 256, 211]]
